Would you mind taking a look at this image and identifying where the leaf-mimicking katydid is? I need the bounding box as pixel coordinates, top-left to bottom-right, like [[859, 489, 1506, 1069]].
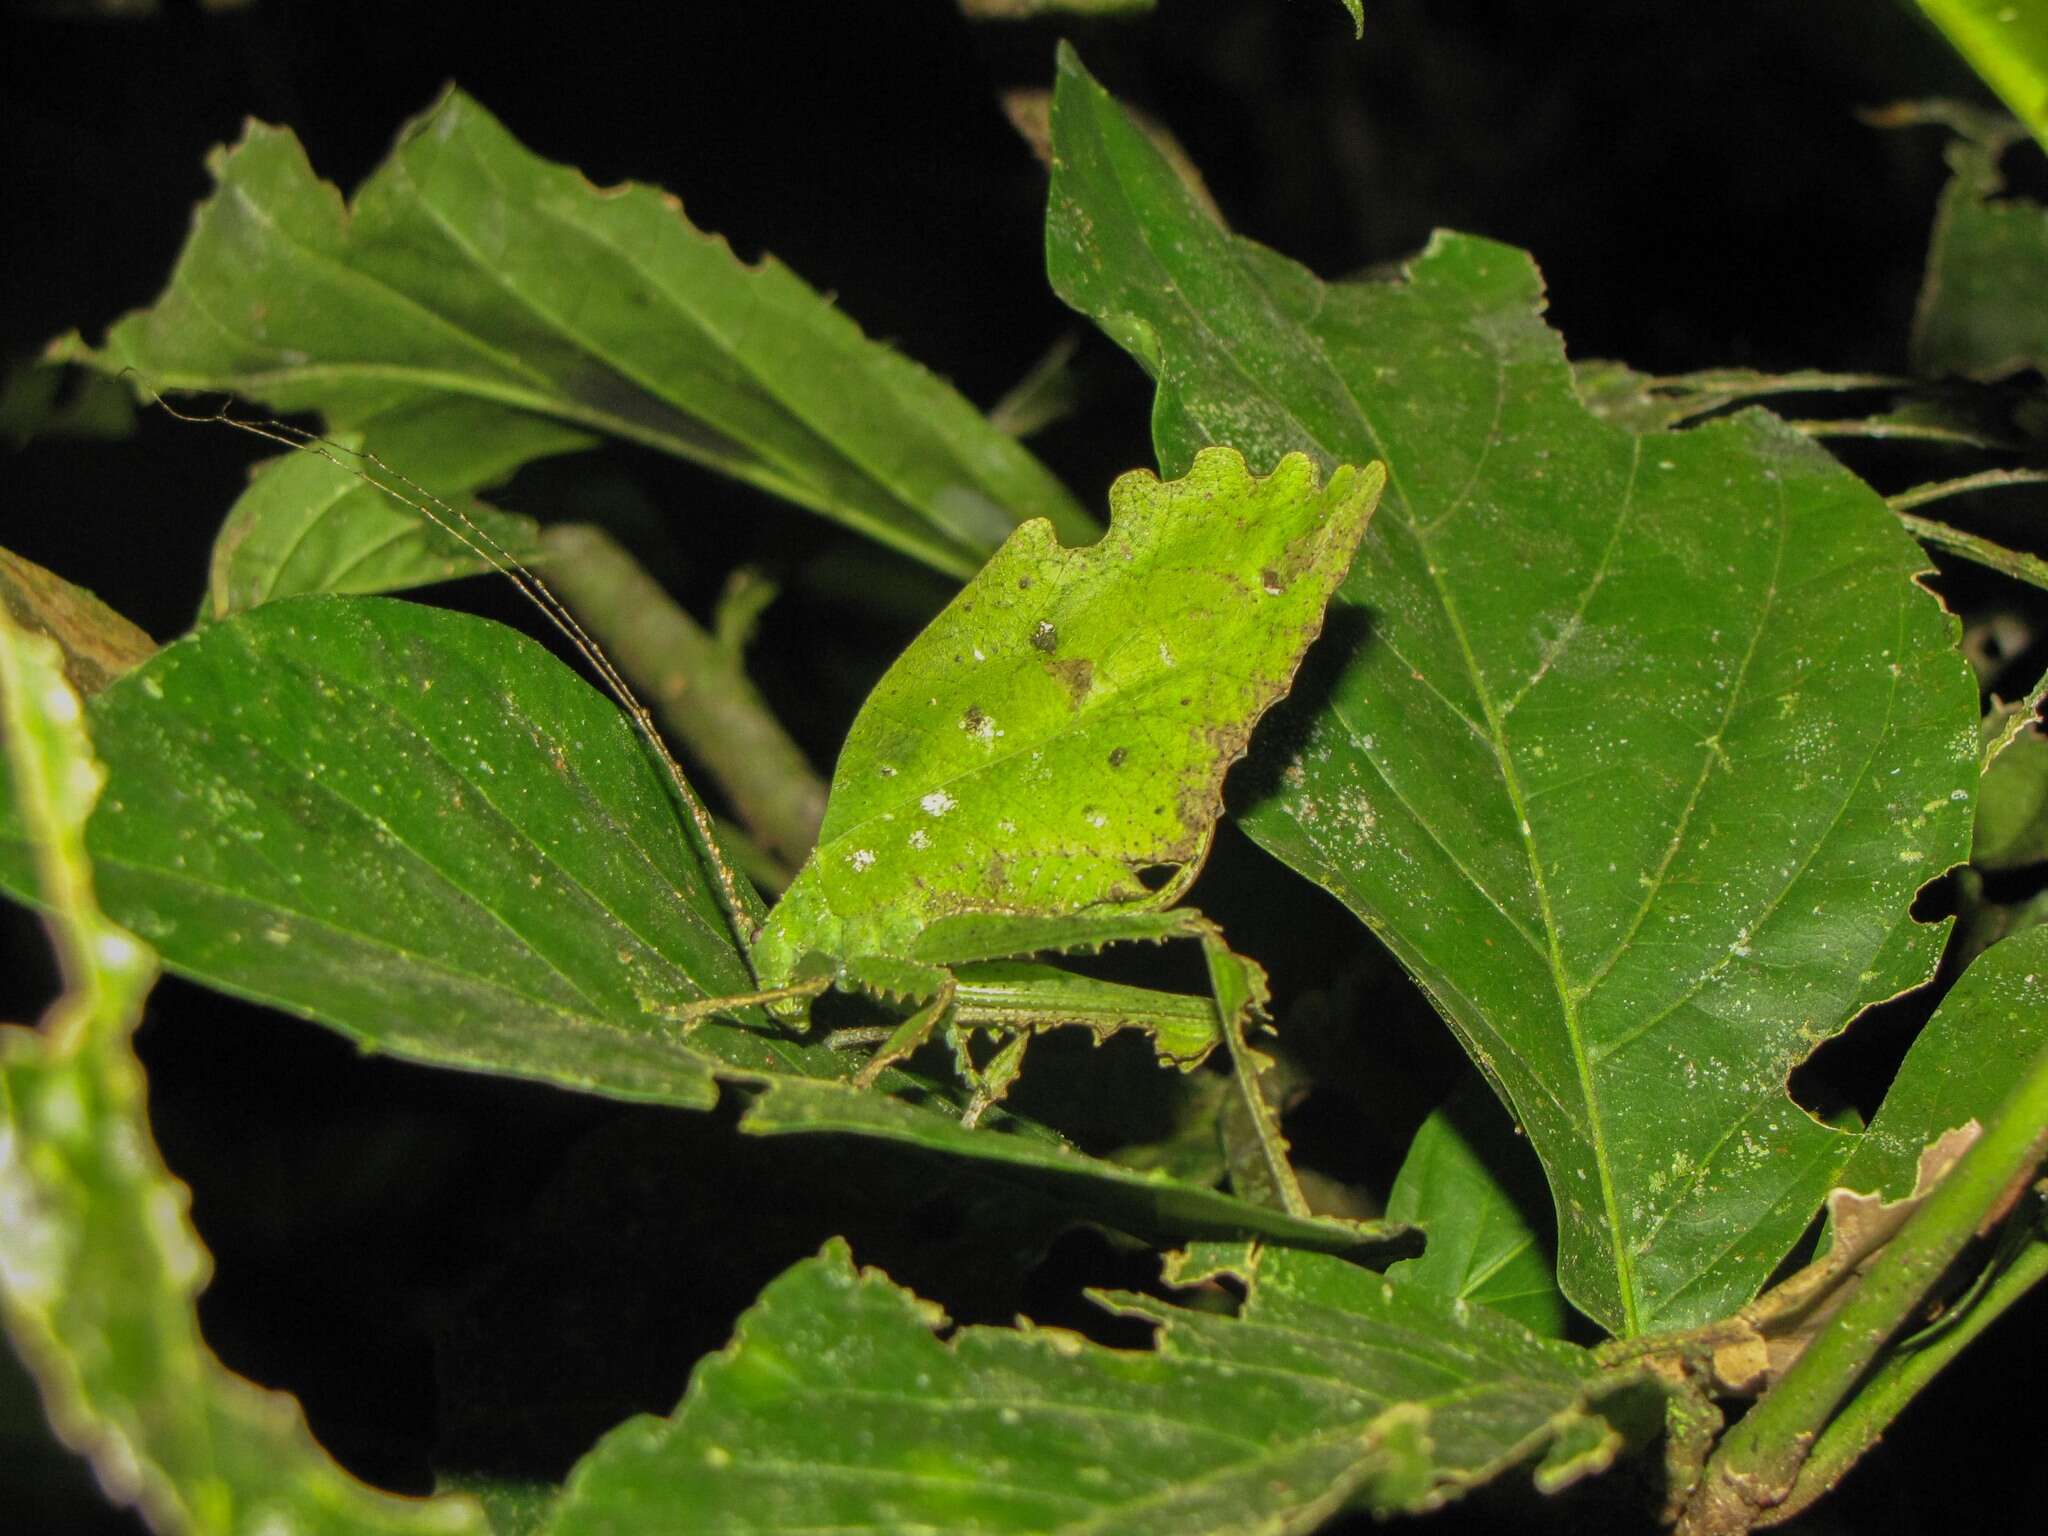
[[673, 446, 1383, 1212]]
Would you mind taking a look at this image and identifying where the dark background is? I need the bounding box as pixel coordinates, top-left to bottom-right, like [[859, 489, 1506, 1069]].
[[3, 2, 2044, 1532]]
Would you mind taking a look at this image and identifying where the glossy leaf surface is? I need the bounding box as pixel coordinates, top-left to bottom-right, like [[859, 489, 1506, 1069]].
[[541, 1241, 1635, 1536], [0, 616, 484, 1536], [755, 446, 1379, 979], [1048, 48, 1981, 1335], [54, 88, 1091, 578]]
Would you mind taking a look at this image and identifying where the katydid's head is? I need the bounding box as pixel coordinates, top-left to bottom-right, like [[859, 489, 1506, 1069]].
[[750, 447, 1383, 979]]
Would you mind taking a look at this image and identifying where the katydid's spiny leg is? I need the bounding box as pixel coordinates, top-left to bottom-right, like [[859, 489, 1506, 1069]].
[[1200, 928, 1309, 1220], [961, 1033, 1032, 1129], [840, 955, 958, 1090]]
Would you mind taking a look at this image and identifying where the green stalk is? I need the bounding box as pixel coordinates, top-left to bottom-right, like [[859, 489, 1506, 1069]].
[[1678, 1038, 2048, 1534], [1760, 1224, 2048, 1527], [1894, 511, 2048, 594], [539, 523, 826, 876], [1889, 467, 2048, 511], [1791, 418, 2018, 449]]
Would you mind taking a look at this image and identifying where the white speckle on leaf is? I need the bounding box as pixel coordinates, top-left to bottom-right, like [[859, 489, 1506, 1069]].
[[921, 790, 956, 816], [848, 849, 876, 871], [908, 830, 929, 850], [1158, 639, 1176, 667], [40, 685, 79, 724]]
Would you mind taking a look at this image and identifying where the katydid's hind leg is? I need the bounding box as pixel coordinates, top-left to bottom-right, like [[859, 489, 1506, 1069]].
[[959, 1031, 1030, 1129], [1188, 913, 1310, 1220]]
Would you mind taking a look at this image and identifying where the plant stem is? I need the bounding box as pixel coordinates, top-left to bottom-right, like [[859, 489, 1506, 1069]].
[[1889, 467, 2048, 511], [538, 523, 826, 875], [1678, 1039, 2048, 1535], [1791, 418, 2018, 449], [1759, 1222, 2048, 1527], [1646, 369, 1910, 396], [1894, 512, 2048, 595]]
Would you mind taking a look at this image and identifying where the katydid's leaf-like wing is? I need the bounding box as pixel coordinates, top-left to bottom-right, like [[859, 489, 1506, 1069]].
[[0, 616, 486, 1536], [754, 447, 1381, 978], [207, 398, 587, 616], [1385, 1077, 1569, 1337], [540, 1242, 1640, 1536], [0, 596, 1383, 1254], [53, 89, 1091, 579], [1048, 48, 1981, 1336]]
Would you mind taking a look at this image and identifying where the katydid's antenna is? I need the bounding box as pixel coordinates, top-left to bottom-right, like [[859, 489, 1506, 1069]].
[[139, 382, 765, 953]]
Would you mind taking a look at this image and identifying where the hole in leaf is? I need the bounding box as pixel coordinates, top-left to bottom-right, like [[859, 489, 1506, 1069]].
[[1787, 919, 1953, 1132], [1136, 863, 1181, 892]]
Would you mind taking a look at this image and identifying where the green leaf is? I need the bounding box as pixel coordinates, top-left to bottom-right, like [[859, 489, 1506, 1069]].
[[1047, 48, 1982, 1337], [1385, 1076, 1569, 1337], [438, 1474, 559, 1536], [0, 595, 1380, 1254], [1, 596, 746, 1110], [540, 1241, 1639, 1536], [208, 397, 587, 616], [754, 446, 1381, 981], [54, 88, 1092, 579], [0, 545, 156, 696], [1975, 717, 2048, 869], [1839, 921, 2048, 1203], [0, 614, 484, 1536], [0, 359, 135, 449], [735, 1074, 1379, 1252], [1914, 2, 2048, 154], [1912, 114, 2048, 380]]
